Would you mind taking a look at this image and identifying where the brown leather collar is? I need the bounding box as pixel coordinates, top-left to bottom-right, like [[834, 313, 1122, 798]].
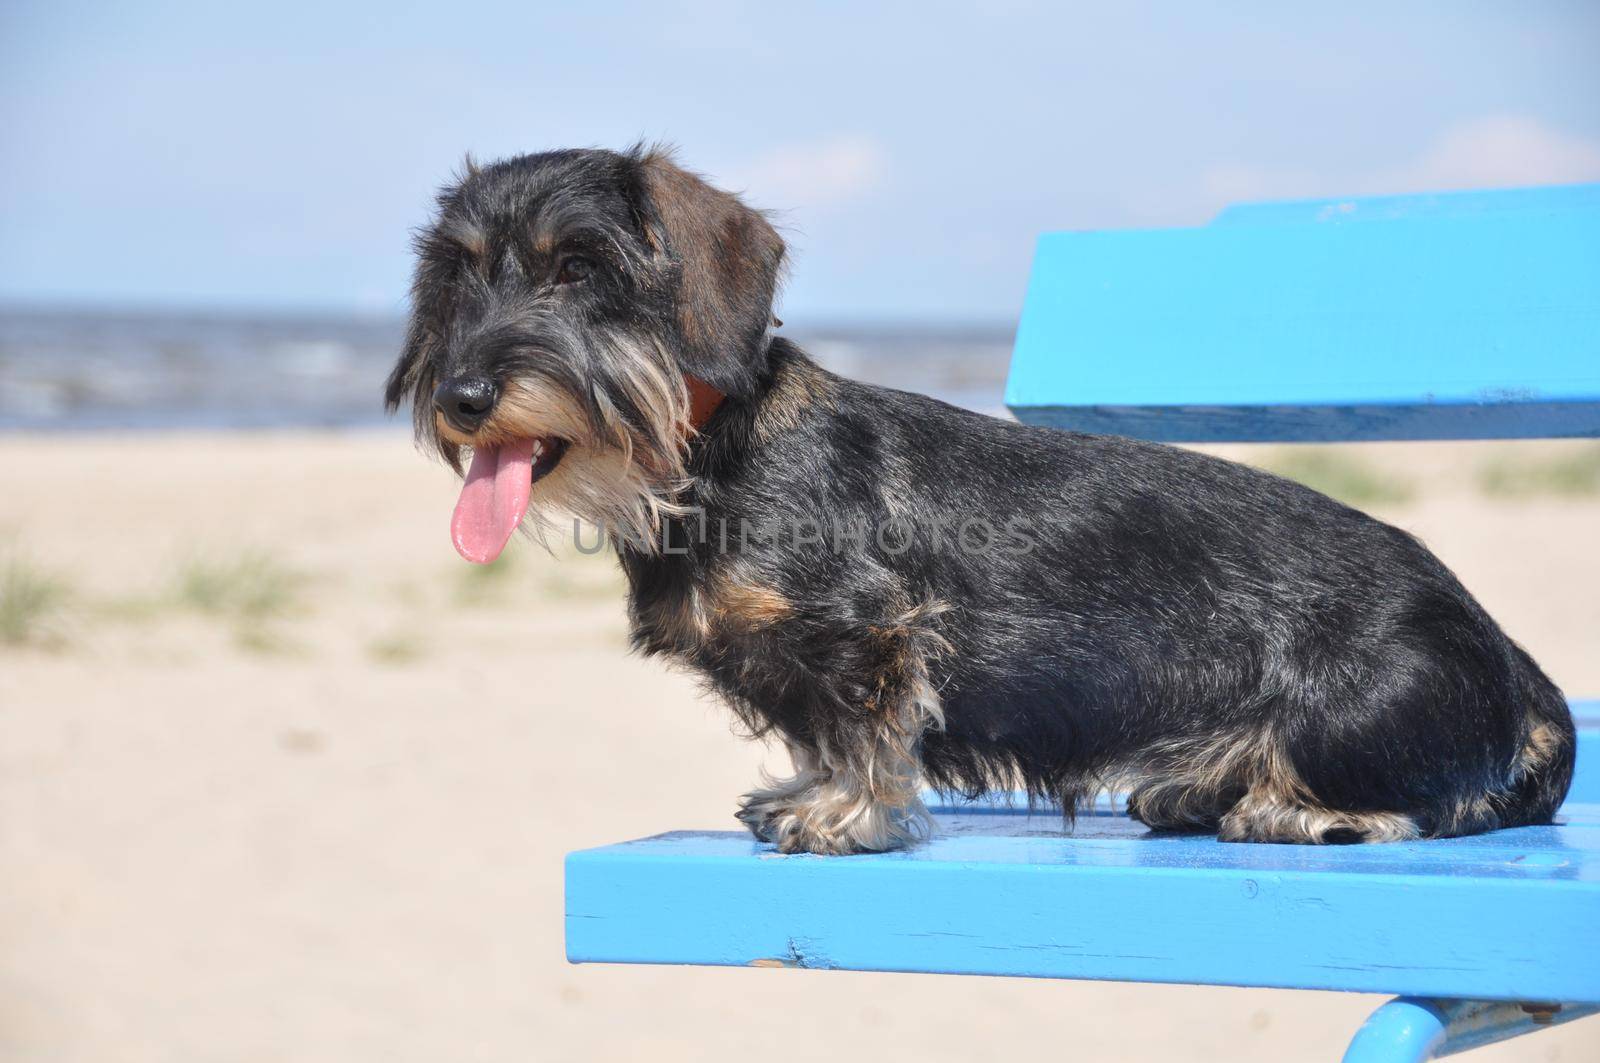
[[686, 374, 725, 433]]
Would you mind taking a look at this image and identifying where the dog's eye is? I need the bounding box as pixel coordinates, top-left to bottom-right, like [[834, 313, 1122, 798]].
[[556, 256, 595, 284]]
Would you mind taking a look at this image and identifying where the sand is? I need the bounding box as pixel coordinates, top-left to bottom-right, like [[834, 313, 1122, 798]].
[[2, 431, 1596, 1062]]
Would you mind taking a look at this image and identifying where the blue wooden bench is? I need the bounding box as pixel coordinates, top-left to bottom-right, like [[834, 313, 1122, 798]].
[[567, 184, 1600, 1061]]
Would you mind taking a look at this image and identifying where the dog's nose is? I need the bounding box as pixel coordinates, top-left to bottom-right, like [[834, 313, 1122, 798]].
[[432, 375, 500, 432]]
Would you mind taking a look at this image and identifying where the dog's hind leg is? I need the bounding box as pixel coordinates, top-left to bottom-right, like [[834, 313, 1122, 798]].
[[1123, 779, 1238, 834], [1117, 731, 1257, 834], [1120, 727, 1423, 843], [1213, 728, 1421, 843]]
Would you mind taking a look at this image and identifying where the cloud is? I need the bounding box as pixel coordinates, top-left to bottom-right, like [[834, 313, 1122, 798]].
[[1200, 114, 1600, 211], [731, 134, 890, 210], [1390, 113, 1600, 190]]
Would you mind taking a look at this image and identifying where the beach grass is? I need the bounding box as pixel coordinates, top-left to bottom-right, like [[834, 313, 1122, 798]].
[[1261, 448, 1415, 508], [175, 552, 305, 619], [1478, 443, 1600, 498], [0, 554, 70, 647], [454, 552, 520, 606], [367, 630, 425, 664], [173, 552, 308, 653]]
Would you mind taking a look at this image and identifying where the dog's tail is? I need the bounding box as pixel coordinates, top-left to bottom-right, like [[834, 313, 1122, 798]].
[[1496, 644, 1577, 829]]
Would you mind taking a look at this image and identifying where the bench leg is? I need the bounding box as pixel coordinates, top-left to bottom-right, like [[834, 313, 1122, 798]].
[[1342, 997, 1598, 1062]]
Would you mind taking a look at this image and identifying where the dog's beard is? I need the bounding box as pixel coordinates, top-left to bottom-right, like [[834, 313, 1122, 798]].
[[433, 328, 692, 560]]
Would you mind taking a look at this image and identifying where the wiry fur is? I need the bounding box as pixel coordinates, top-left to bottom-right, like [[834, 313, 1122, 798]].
[[388, 146, 1577, 854]]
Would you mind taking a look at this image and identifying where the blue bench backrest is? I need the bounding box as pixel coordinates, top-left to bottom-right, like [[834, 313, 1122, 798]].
[[1005, 183, 1600, 442]]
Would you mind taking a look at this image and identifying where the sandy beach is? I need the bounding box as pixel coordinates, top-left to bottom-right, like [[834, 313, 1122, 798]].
[[2, 431, 1596, 1063]]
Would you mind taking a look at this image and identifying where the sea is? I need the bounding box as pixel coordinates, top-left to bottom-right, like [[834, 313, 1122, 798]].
[[0, 307, 1016, 432]]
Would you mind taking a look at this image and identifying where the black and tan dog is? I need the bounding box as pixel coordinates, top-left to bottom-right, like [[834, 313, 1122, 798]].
[[385, 146, 1575, 855]]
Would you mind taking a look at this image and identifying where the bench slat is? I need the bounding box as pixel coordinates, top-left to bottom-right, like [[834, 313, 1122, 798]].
[[566, 803, 1600, 1002], [1005, 184, 1600, 442], [566, 708, 1600, 1002]]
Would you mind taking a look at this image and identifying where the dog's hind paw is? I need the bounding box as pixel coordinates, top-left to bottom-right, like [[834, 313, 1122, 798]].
[[1217, 791, 1421, 844]]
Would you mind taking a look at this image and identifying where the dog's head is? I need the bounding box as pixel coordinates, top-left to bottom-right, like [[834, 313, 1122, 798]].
[[384, 146, 785, 562]]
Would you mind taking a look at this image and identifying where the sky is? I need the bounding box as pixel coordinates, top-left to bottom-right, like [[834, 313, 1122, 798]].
[[2, 1, 1598, 324]]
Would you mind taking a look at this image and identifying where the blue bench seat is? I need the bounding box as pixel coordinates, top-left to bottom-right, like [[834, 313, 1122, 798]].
[[568, 704, 1599, 1006]]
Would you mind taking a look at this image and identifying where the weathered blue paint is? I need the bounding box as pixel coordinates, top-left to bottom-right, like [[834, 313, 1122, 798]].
[[567, 716, 1600, 1003], [1342, 998, 1450, 1063], [1342, 997, 1600, 1063], [1007, 402, 1600, 444], [1215, 182, 1600, 226], [1004, 184, 1600, 442]]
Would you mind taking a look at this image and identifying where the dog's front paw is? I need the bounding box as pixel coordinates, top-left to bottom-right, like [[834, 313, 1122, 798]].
[[735, 795, 812, 849], [737, 780, 930, 855]]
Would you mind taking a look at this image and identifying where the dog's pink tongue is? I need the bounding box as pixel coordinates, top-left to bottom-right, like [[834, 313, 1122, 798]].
[[451, 439, 536, 564]]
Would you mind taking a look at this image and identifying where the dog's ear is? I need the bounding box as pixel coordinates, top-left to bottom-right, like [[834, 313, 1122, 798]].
[[630, 149, 785, 398], [384, 328, 423, 413]]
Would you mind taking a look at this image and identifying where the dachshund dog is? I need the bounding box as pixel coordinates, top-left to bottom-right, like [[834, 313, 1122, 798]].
[[385, 146, 1575, 854]]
